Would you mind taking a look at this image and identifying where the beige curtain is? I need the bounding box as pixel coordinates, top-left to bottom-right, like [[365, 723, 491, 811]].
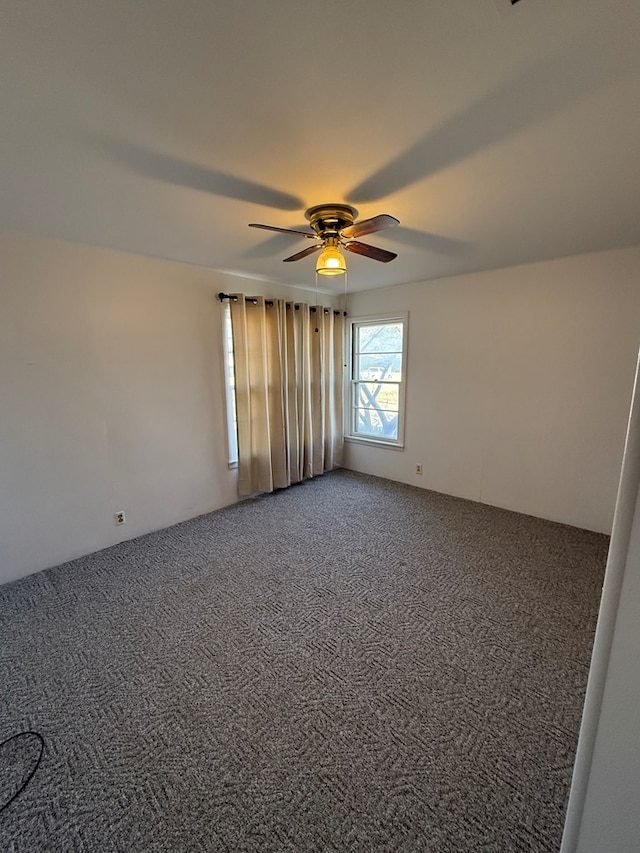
[[229, 295, 343, 497]]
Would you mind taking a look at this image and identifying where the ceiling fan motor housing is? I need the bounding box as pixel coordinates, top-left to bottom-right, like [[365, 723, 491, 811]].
[[305, 204, 358, 240]]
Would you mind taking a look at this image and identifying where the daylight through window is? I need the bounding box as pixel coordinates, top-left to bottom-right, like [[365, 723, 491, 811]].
[[348, 316, 406, 447], [223, 303, 238, 466]]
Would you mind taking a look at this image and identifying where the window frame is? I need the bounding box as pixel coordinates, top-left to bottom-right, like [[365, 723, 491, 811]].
[[222, 302, 239, 468], [345, 313, 408, 450]]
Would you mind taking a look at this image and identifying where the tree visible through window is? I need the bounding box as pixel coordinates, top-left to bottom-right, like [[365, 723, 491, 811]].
[[349, 317, 406, 445]]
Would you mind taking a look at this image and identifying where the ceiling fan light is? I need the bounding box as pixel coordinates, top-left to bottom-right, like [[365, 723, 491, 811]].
[[316, 245, 346, 276]]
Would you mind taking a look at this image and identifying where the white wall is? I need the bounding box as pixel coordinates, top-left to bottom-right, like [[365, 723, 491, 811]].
[[4, 235, 638, 587], [345, 246, 640, 533], [0, 230, 324, 584]]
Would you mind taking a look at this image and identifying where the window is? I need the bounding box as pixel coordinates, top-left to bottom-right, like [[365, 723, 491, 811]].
[[222, 303, 238, 466], [347, 315, 407, 447]]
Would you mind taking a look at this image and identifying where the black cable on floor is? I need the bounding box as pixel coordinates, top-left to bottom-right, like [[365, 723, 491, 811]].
[[0, 731, 45, 813]]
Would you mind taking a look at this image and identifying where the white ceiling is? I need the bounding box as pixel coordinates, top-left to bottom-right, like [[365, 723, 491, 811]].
[[1, 0, 639, 292]]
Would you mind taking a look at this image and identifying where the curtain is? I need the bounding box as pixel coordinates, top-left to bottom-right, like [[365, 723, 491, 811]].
[[229, 295, 343, 497]]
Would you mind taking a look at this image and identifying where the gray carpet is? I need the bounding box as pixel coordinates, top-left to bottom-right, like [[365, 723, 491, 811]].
[[0, 470, 608, 852]]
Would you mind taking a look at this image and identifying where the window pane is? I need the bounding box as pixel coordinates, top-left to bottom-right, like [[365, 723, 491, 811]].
[[356, 382, 399, 412], [356, 322, 403, 354], [354, 408, 399, 440], [350, 316, 405, 446], [355, 352, 402, 381], [223, 305, 238, 465]]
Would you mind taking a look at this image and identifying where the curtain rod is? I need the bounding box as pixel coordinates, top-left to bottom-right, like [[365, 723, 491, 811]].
[[218, 293, 346, 316]]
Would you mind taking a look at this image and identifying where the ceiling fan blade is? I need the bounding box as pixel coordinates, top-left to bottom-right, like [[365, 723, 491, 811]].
[[283, 244, 323, 263], [249, 223, 316, 239], [344, 241, 397, 263], [341, 214, 400, 239]]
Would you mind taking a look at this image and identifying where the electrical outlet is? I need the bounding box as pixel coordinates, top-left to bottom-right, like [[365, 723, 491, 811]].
[[115, 511, 126, 526], [416, 464, 423, 475]]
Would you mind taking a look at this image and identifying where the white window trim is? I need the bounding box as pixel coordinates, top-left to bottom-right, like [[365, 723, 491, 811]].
[[345, 312, 408, 450]]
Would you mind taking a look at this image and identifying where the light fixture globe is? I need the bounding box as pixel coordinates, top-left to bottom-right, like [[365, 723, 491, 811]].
[[316, 245, 347, 276]]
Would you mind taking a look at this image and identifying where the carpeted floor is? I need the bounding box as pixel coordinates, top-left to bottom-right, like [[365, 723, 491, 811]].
[[0, 470, 608, 852]]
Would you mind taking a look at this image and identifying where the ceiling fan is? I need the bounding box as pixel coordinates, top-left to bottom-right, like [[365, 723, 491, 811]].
[[249, 204, 399, 275]]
